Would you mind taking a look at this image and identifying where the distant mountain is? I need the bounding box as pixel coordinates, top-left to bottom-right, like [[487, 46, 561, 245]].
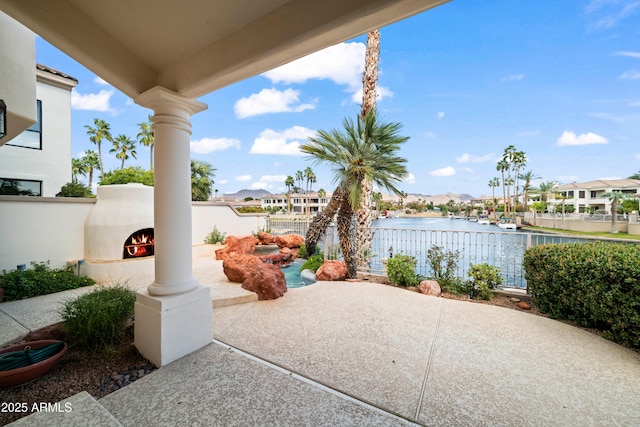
[[223, 189, 272, 200]]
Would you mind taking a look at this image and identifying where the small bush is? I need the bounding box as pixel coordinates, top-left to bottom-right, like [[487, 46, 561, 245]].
[[300, 252, 324, 272], [100, 167, 154, 186], [466, 263, 502, 300], [524, 242, 640, 349], [204, 226, 226, 244], [426, 245, 463, 294], [0, 262, 95, 302], [56, 182, 94, 198], [60, 286, 136, 353], [297, 244, 308, 259], [386, 254, 419, 287]]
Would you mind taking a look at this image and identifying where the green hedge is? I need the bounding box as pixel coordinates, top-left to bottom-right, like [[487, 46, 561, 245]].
[[523, 242, 640, 348], [0, 262, 95, 301]]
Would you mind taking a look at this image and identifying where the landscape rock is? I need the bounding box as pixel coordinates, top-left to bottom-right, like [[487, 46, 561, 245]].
[[418, 280, 442, 297], [275, 234, 305, 249], [316, 260, 347, 281], [215, 235, 259, 260], [257, 231, 276, 245], [242, 263, 287, 300], [516, 301, 531, 310], [222, 254, 262, 283]]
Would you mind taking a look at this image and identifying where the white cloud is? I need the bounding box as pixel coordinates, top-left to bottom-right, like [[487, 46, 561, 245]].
[[404, 173, 416, 184], [502, 73, 524, 81], [455, 153, 494, 163], [557, 131, 608, 146], [350, 86, 394, 104], [620, 69, 640, 79], [94, 76, 110, 86], [190, 137, 240, 154], [250, 182, 269, 190], [250, 126, 315, 156], [613, 51, 640, 59], [263, 42, 365, 90], [437, 112, 445, 120], [218, 179, 229, 185], [586, 0, 640, 29], [429, 166, 456, 177], [71, 89, 113, 112], [234, 88, 316, 119], [236, 175, 252, 181]]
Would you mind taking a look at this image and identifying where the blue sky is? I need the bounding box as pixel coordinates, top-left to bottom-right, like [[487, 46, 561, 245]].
[[35, 0, 640, 197]]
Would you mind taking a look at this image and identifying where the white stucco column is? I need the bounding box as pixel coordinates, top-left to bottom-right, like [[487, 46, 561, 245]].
[[133, 86, 212, 367]]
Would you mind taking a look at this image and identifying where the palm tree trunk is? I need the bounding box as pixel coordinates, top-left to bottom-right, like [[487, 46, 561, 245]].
[[150, 146, 154, 170], [356, 29, 380, 272], [305, 188, 344, 256], [88, 170, 94, 189], [98, 143, 104, 179], [337, 197, 358, 279], [611, 199, 619, 234]]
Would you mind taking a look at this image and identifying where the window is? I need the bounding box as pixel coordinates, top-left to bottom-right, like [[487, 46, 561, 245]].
[[0, 178, 42, 196], [590, 191, 597, 198], [7, 100, 42, 150], [568, 191, 574, 197], [579, 191, 585, 198]]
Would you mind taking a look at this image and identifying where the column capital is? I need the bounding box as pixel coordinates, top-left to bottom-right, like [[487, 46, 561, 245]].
[[135, 86, 207, 116]]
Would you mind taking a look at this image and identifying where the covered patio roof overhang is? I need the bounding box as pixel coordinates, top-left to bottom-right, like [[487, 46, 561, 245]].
[[0, 0, 449, 366]]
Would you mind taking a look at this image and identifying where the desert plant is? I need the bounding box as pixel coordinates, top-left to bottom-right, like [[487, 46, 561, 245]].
[[426, 245, 464, 294], [466, 263, 502, 300], [0, 262, 95, 301], [204, 226, 226, 244], [60, 286, 136, 353], [300, 252, 324, 272], [297, 244, 308, 259], [386, 254, 419, 287]]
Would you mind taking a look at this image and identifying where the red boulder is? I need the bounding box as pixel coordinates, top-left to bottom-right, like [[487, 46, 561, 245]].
[[418, 280, 442, 297], [242, 263, 287, 300], [275, 234, 305, 249], [316, 260, 347, 281], [222, 254, 262, 283], [215, 235, 259, 261], [257, 231, 276, 245]]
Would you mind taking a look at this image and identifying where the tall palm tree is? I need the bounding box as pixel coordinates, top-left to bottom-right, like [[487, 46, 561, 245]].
[[519, 170, 540, 212], [137, 115, 155, 170], [304, 166, 316, 216], [488, 177, 500, 219], [356, 28, 381, 271], [317, 188, 327, 212], [81, 150, 100, 189], [496, 159, 509, 216], [372, 191, 383, 213], [295, 170, 304, 195], [191, 159, 216, 201], [84, 118, 113, 178], [531, 180, 558, 204], [110, 134, 137, 169], [284, 175, 295, 213], [603, 191, 630, 234], [300, 112, 409, 278], [510, 150, 526, 213]]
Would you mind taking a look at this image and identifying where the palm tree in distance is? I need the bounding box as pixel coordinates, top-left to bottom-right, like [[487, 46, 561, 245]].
[[295, 170, 304, 195], [488, 177, 500, 219], [519, 170, 540, 212], [110, 134, 137, 170], [137, 115, 155, 170], [85, 118, 113, 179], [284, 175, 295, 213], [81, 150, 100, 189], [191, 159, 216, 201], [317, 188, 326, 212], [71, 158, 87, 183], [300, 112, 409, 278], [496, 159, 509, 216], [603, 191, 630, 234], [304, 166, 316, 216]]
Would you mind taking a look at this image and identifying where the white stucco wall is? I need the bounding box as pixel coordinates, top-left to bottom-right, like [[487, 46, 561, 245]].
[[0, 197, 266, 272], [0, 196, 95, 272], [0, 69, 77, 196], [0, 12, 36, 144]]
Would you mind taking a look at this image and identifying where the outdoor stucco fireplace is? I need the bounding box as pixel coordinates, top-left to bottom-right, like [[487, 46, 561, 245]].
[[82, 183, 155, 283]]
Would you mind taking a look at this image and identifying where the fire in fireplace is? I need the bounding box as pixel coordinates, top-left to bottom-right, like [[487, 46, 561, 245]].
[[123, 228, 154, 259]]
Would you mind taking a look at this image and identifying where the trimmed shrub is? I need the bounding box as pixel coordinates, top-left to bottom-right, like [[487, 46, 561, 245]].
[[0, 262, 95, 302], [100, 167, 154, 186], [60, 286, 136, 353], [204, 226, 226, 244], [386, 254, 419, 287], [524, 242, 640, 349], [56, 182, 94, 198], [466, 263, 502, 300]]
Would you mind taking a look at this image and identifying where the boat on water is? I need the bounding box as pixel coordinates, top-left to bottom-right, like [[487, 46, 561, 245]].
[[497, 217, 517, 230], [478, 216, 491, 225]]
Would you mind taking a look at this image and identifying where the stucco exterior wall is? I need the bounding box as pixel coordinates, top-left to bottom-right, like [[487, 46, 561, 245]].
[[0, 197, 266, 272], [531, 217, 629, 233], [0, 70, 76, 196]]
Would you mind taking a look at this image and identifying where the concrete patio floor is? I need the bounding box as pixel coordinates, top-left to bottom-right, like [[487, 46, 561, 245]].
[[2, 246, 640, 426]]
